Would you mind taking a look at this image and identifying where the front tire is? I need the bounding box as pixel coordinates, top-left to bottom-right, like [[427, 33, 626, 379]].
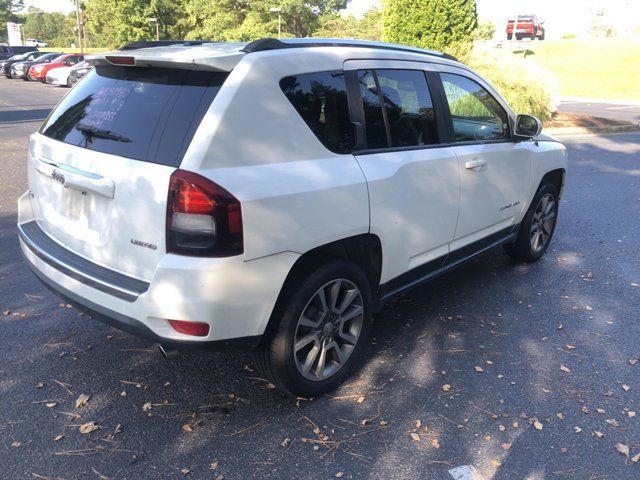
[[254, 260, 372, 397], [504, 182, 559, 262]]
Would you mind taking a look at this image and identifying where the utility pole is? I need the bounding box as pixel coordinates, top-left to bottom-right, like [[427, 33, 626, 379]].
[[75, 0, 83, 52], [149, 18, 159, 41], [269, 8, 282, 38]]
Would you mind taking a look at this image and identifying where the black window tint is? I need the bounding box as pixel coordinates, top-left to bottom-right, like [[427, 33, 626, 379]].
[[441, 73, 509, 142], [375, 69, 438, 147], [356, 69, 388, 149], [280, 71, 354, 154], [40, 66, 227, 167]]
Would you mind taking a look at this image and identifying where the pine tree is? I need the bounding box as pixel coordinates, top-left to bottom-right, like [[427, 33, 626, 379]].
[[382, 0, 477, 59]]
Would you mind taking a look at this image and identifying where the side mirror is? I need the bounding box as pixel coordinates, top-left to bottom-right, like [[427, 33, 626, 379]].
[[514, 114, 542, 139]]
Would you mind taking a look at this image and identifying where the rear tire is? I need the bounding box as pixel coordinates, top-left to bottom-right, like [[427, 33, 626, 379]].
[[504, 182, 559, 262], [253, 259, 373, 397]]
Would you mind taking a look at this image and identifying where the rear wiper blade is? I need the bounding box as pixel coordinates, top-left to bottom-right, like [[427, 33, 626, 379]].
[[76, 123, 131, 143]]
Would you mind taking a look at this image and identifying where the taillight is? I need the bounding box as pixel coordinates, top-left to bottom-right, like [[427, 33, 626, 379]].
[[166, 169, 243, 257]]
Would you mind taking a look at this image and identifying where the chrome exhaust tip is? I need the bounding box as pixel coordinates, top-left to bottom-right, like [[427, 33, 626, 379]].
[[158, 344, 179, 360]]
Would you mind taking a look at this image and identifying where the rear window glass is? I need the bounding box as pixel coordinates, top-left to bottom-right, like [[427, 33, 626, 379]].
[[280, 71, 355, 154], [40, 66, 227, 167]]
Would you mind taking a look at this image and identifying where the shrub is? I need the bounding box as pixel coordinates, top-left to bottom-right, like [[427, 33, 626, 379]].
[[470, 53, 558, 121]]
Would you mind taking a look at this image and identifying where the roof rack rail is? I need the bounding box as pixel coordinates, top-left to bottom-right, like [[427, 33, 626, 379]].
[[119, 40, 209, 51], [242, 38, 458, 62]]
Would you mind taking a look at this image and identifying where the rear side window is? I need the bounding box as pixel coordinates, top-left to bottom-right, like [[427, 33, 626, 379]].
[[356, 69, 438, 150], [40, 66, 227, 167], [280, 71, 354, 154], [441, 73, 509, 142]]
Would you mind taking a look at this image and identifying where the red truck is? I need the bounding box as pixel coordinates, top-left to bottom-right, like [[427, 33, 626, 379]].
[[506, 15, 545, 41]]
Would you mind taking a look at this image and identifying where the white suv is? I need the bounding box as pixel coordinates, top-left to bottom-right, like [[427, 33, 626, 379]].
[[18, 38, 567, 396]]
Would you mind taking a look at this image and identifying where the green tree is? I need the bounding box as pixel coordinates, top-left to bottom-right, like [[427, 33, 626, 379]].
[[312, 7, 382, 41], [22, 8, 76, 47], [475, 20, 495, 40], [0, 0, 24, 42], [382, 0, 477, 59]]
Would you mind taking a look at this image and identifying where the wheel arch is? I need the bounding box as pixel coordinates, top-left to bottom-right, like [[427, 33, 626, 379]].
[[259, 234, 382, 346], [541, 168, 566, 199]]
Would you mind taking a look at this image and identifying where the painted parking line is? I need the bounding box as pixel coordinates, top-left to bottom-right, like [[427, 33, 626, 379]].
[[449, 465, 487, 480]]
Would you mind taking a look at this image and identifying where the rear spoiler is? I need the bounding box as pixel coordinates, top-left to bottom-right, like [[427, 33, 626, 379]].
[[85, 44, 245, 72]]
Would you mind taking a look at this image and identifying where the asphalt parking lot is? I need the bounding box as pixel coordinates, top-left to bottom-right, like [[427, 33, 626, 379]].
[[1, 78, 639, 480]]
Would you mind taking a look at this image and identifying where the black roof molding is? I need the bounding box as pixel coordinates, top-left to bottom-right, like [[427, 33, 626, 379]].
[[242, 37, 458, 62], [119, 40, 208, 51]]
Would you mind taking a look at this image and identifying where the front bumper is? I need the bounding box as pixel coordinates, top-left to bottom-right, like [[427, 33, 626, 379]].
[[18, 192, 299, 350]]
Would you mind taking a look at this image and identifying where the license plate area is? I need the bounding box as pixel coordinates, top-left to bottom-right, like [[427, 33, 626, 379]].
[[61, 187, 88, 222]]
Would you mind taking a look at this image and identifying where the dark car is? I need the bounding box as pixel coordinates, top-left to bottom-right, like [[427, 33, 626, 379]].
[[10, 52, 63, 80], [0, 44, 38, 61], [66, 60, 93, 87], [0, 51, 40, 77]]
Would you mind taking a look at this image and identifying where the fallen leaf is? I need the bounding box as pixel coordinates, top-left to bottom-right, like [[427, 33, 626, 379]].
[[498, 424, 505, 432], [182, 424, 193, 433], [606, 419, 619, 427], [512, 422, 519, 428], [356, 396, 365, 403], [2, 310, 10, 316], [410, 432, 421, 442], [380, 420, 388, 426], [45, 402, 57, 408], [542, 387, 552, 394], [142, 402, 152, 412], [593, 431, 604, 438], [11, 441, 21, 447], [79, 422, 99, 434], [114, 424, 122, 434], [53, 435, 64, 441], [566, 344, 576, 350], [431, 439, 440, 449], [75, 394, 91, 408], [574, 426, 582, 433], [596, 408, 605, 414], [556, 413, 565, 420], [415, 420, 421, 429], [491, 460, 501, 467], [181, 468, 190, 475], [632, 453, 640, 463], [501, 443, 512, 450], [581, 406, 589, 414], [36, 382, 44, 389], [622, 384, 631, 392], [533, 421, 543, 430], [630, 357, 639, 366], [442, 384, 451, 392], [474, 366, 484, 373], [120, 390, 127, 397], [628, 411, 636, 418], [561, 447, 568, 453], [281, 437, 291, 447], [616, 442, 630, 457], [210, 461, 218, 470], [560, 365, 571, 373], [335, 473, 343, 478]]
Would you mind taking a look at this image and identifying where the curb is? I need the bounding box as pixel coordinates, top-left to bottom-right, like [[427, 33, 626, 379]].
[[544, 124, 640, 136]]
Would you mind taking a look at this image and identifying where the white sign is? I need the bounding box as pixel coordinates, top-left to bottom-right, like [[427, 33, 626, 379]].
[[6, 22, 23, 46]]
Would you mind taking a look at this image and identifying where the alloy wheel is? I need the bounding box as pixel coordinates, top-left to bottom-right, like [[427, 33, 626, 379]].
[[530, 193, 556, 252], [293, 279, 364, 381]]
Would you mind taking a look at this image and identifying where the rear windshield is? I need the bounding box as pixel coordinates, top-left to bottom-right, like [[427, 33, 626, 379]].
[[40, 66, 227, 167]]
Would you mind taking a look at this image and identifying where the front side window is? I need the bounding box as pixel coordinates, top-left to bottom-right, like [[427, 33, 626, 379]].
[[441, 73, 509, 142], [280, 71, 354, 154]]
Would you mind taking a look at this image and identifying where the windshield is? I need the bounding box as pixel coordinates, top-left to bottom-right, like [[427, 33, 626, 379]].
[[40, 66, 228, 166]]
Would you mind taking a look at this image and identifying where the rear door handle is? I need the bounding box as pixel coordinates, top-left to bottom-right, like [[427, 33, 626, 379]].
[[464, 160, 487, 170]]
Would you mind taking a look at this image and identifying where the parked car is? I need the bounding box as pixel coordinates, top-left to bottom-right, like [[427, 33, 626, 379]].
[[10, 52, 63, 79], [25, 38, 48, 47], [0, 50, 39, 77], [506, 15, 545, 40], [17, 39, 567, 396], [28, 53, 84, 82], [66, 60, 93, 87], [45, 65, 73, 86], [0, 44, 37, 61]]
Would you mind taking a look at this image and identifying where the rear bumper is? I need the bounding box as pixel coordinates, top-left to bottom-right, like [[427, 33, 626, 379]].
[[18, 192, 299, 350]]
